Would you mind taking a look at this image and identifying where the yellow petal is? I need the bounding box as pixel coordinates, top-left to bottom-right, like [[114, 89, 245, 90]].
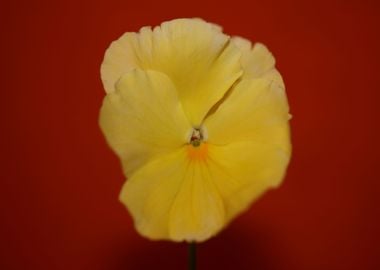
[[119, 149, 187, 240], [101, 18, 242, 125], [232, 37, 274, 77], [99, 69, 191, 175], [120, 147, 225, 242], [121, 140, 289, 242], [204, 77, 291, 215], [232, 36, 284, 88], [100, 32, 139, 94], [204, 78, 291, 156], [169, 153, 225, 242], [207, 141, 290, 222]]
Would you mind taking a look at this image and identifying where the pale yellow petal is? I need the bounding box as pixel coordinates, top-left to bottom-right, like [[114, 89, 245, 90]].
[[99, 69, 191, 175], [204, 78, 291, 156], [232, 36, 275, 77], [207, 141, 290, 222], [101, 18, 242, 125], [120, 147, 225, 242], [232, 36, 284, 88], [100, 32, 139, 93]]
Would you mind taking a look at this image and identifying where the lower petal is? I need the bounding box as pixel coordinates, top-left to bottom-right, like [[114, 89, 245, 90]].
[[120, 147, 225, 242], [169, 159, 225, 242]]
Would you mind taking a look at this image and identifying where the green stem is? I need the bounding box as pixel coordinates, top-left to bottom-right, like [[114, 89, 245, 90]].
[[188, 242, 196, 270]]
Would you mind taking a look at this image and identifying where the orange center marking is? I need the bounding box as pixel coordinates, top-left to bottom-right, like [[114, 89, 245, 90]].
[[187, 143, 208, 161]]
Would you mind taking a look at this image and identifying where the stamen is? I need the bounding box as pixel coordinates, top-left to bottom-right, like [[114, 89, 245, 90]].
[[190, 128, 203, 147]]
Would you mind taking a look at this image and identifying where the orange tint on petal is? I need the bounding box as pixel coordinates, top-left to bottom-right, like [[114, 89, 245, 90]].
[[187, 143, 208, 161]]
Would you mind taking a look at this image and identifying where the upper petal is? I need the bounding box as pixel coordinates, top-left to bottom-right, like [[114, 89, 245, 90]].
[[99, 69, 191, 176], [204, 78, 291, 155], [101, 18, 243, 125], [100, 31, 139, 94], [232, 36, 284, 88]]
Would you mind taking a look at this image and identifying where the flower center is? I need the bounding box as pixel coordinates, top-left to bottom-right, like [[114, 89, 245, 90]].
[[187, 127, 208, 160], [190, 128, 203, 147]]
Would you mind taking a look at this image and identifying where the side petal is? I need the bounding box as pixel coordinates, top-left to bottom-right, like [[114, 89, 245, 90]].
[[99, 69, 191, 176], [101, 18, 243, 125], [204, 78, 291, 156], [207, 141, 290, 222]]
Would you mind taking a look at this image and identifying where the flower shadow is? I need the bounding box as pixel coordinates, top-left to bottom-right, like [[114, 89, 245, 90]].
[[107, 221, 284, 270]]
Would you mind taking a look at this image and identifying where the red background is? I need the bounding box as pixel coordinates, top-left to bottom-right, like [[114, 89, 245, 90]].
[[1, 0, 379, 269]]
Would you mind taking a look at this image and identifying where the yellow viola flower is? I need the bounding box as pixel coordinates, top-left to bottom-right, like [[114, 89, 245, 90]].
[[99, 18, 291, 242]]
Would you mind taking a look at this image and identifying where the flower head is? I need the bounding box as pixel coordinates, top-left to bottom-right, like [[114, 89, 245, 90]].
[[99, 18, 291, 242]]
